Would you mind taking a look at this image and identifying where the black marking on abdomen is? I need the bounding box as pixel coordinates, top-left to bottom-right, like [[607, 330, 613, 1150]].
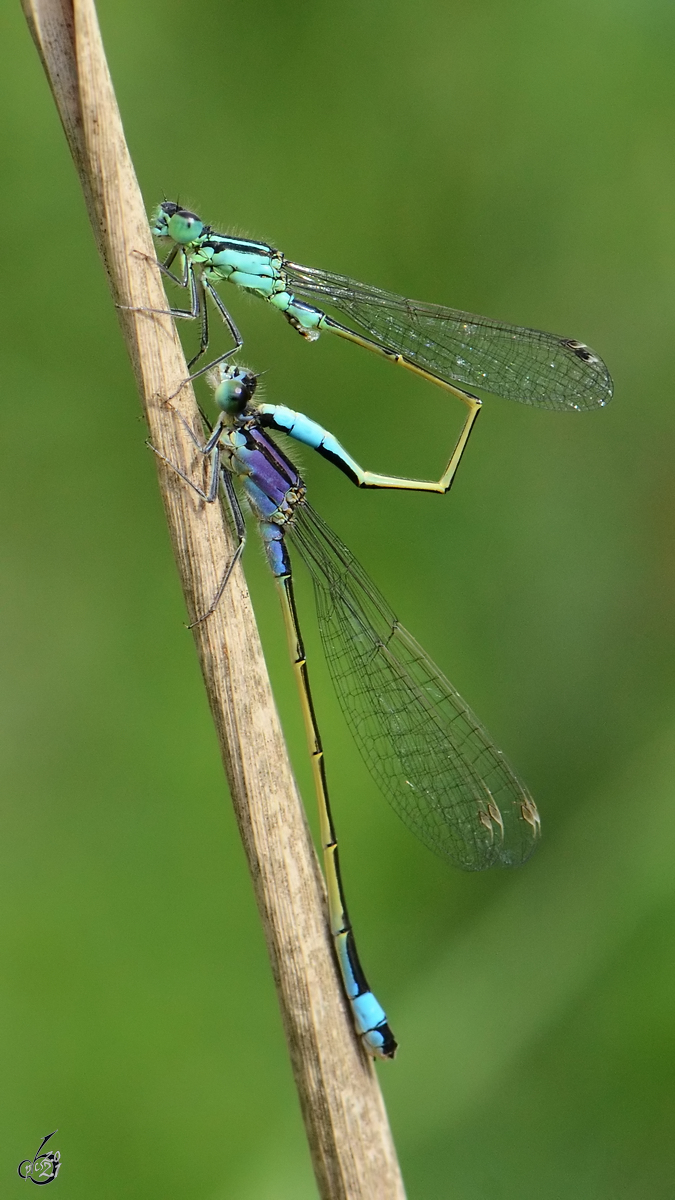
[[316, 445, 359, 486]]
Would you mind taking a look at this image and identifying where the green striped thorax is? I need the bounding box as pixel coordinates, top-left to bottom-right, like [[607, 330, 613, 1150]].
[[150, 201, 324, 340]]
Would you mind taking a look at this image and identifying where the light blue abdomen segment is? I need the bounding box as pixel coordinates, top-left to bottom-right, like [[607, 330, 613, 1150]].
[[269, 294, 324, 331], [260, 405, 326, 448], [360, 1023, 392, 1056], [267, 290, 292, 313], [259, 405, 361, 481], [335, 930, 389, 1045], [351, 992, 389, 1038]]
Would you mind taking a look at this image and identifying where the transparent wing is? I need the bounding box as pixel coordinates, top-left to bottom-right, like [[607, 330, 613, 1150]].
[[290, 503, 539, 870], [285, 262, 612, 412]]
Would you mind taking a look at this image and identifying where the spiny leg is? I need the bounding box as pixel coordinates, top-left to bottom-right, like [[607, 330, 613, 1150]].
[[188, 472, 247, 627], [184, 279, 244, 381], [158, 243, 188, 288], [121, 250, 242, 380], [146, 428, 247, 621], [186, 274, 210, 370], [146, 434, 221, 501], [118, 251, 202, 322]]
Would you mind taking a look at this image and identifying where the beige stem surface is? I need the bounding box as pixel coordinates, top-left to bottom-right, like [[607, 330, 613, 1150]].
[[20, 0, 406, 1195]]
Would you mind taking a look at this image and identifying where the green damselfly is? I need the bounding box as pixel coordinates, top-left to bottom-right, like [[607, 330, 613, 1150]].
[[135, 201, 612, 488], [152, 362, 542, 1059]]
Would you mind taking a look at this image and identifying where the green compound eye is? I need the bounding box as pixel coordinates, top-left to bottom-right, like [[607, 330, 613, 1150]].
[[215, 380, 245, 413], [167, 209, 204, 244], [213, 368, 257, 414]]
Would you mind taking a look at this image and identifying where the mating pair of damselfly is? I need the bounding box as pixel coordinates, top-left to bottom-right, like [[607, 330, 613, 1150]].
[[137, 202, 612, 1057]]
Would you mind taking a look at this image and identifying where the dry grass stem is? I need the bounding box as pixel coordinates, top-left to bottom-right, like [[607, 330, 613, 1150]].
[[20, 0, 406, 1195]]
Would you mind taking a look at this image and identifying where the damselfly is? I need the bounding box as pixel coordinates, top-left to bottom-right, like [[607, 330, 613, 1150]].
[[153, 363, 542, 1058], [134, 201, 612, 493]]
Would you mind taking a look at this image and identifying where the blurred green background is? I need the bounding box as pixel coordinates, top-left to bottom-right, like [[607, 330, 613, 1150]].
[[2, 0, 674, 1195]]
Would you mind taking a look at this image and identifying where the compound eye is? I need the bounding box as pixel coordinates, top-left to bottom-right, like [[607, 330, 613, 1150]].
[[168, 209, 204, 244], [215, 380, 248, 414]]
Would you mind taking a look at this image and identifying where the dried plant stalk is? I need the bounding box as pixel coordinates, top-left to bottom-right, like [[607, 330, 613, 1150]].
[[20, 0, 406, 1196]]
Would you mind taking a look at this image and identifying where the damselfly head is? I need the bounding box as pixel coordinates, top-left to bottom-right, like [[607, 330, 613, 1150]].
[[208, 363, 258, 416], [150, 201, 177, 238], [150, 201, 205, 245]]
